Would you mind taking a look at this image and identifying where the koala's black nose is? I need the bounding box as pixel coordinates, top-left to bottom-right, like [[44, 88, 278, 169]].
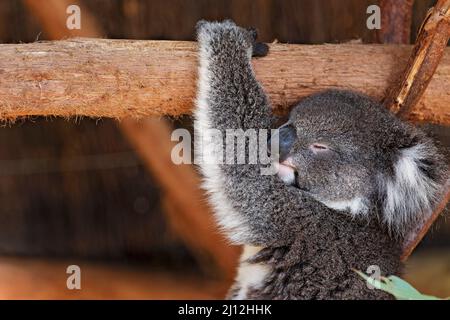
[[268, 124, 296, 161], [279, 124, 296, 161]]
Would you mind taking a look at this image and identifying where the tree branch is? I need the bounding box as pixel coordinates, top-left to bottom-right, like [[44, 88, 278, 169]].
[[384, 0, 450, 119]]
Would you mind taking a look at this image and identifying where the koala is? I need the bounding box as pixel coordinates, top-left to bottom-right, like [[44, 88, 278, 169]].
[[194, 20, 448, 299]]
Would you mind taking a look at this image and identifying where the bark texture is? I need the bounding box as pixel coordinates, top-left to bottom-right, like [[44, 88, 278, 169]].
[[0, 39, 449, 124]]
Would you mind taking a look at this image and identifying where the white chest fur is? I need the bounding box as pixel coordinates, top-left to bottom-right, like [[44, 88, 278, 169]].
[[233, 245, 271, 300]]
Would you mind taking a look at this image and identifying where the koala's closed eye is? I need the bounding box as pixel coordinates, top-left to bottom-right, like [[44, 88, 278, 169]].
[[308, 143, 338, 160], [309, 143, 332, 153]]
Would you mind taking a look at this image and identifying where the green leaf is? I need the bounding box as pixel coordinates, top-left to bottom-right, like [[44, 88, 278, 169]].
[[354, 269, 449, 300]]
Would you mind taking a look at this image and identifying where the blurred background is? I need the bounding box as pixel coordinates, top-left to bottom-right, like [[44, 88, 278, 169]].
[[0, 0, 448, 299]]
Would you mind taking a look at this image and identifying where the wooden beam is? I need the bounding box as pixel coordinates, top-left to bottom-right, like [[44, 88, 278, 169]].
[[0, 39, 449, 124]]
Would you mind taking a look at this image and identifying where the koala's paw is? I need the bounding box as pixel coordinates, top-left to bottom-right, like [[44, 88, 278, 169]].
[[196, 19, 240, 44], [246, 27, 269, 57], [252, 42, 269, 57], [196, 20, 268, 57]]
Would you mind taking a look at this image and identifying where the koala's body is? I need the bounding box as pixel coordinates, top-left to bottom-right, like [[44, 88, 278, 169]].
[[194, 21, 448, 299]]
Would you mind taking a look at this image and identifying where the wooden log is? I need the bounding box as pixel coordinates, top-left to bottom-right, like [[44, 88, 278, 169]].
[[0, 39, 449, 124]]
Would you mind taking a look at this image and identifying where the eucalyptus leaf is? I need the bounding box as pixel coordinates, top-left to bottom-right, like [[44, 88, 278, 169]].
[[354, 269, 449, 300]]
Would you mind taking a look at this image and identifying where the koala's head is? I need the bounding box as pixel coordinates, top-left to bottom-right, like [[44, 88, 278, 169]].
[[274, 90, 448, 236]]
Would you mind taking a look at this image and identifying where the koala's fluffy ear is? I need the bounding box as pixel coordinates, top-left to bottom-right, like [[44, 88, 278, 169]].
[[378, 135, 448, 237]]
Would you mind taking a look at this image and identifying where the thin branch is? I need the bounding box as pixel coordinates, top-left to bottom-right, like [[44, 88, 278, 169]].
[[401, 185, 450, 261]]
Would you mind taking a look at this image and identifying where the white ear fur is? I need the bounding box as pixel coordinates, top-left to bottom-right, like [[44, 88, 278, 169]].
[[381, 143, 441, 235]]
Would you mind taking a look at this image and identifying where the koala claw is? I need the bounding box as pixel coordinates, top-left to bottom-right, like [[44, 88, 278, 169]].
[[252, 42, 269, 57]]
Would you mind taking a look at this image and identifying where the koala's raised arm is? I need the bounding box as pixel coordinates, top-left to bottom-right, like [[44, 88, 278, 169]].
[[194, 20, 319, 246]]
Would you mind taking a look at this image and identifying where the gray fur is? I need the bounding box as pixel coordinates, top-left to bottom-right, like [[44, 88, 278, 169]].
[[194, 20, 448, 300]]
